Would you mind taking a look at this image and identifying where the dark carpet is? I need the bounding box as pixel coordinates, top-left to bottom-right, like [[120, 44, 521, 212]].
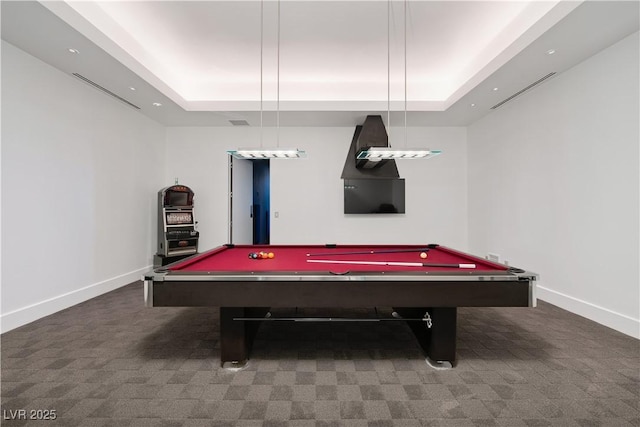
[[1, 281, 638, 426]]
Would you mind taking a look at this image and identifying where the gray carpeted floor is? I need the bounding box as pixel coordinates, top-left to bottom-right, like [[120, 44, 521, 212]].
[[1, 281, 638, 426]]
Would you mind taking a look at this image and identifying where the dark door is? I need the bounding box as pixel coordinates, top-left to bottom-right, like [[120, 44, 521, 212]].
[[252, 160, 270, 244]]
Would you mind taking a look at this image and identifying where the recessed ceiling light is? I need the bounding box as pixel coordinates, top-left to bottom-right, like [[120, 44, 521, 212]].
[[152, 102, 162, 107], [547, 49, 556, 55], [492, 87, 499, 91], [67, 48, 79, 54], [470, 103, 476, 107], [129, 87, 136, 91]]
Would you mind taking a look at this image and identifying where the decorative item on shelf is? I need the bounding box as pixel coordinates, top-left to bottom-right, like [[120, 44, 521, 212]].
[[357, 0, 441, 162], [227, 0, 305, 160]]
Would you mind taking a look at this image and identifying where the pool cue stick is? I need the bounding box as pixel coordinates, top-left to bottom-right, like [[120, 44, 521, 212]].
[[306, 248, 431, 257], [306, 259, 476, 269]]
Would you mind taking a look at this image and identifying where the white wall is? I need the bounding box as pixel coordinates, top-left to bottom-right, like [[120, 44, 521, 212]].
[[1, 41, 165, 332], [166, 126, 468, 250], [468, 32, 639, 338], [165, 127, 251, 251], [271, 127, 468, 247]]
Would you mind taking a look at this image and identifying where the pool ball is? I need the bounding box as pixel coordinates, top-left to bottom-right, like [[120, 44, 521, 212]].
[[268, 252, 274, 259], [248, 252, 256, 259], [420, 252, 428, 259]]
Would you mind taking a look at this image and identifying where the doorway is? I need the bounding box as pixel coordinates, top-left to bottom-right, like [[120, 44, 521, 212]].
[[229, 157, 270, 244]]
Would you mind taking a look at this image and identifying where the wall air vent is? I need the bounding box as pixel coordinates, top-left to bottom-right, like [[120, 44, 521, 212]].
[[72, 73, 141, 110], [491, 72, 556, 110], [229, 120, 250, 126]]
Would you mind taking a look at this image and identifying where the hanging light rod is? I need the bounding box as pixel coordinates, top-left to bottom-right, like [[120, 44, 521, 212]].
[[357, 147, 441, 161], [227, 0, 305, 161], [227, 148, 307, 159], [362, 0, 441, 162]]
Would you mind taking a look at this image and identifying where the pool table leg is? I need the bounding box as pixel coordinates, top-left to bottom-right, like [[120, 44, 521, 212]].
[[393, 307, 457, 367], [219, 307, 269, 368]]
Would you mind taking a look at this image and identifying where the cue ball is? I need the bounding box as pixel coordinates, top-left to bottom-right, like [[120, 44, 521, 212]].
[[268, 252, 274, 259], [420, 252, 428, 259]]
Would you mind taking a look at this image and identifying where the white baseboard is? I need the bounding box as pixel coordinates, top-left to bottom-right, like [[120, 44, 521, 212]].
[[0, 266, 152, 334], [537, 285, 640, 339]]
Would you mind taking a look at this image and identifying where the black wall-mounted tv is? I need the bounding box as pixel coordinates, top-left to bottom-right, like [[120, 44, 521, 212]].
[[344, 179, 405, 214]]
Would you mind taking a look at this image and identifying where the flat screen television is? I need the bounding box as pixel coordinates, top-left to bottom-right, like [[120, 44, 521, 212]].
[[344, 178, 405, 214]]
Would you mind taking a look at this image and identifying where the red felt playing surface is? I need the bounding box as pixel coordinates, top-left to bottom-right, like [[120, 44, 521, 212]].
[[169, 244, 507, 273]]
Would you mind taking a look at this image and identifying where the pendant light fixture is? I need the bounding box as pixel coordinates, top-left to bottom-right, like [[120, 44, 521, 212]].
[[356, 0, 441, 162], [228, 0, 306, 160]]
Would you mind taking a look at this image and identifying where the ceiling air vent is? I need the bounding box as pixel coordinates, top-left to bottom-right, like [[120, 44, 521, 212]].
[[229, 120, 250, 126], [491, 72, 556, 110], [72, 73, 141, 110]]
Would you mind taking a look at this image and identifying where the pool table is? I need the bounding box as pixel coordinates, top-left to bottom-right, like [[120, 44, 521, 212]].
[[143, 243, 537, 368]]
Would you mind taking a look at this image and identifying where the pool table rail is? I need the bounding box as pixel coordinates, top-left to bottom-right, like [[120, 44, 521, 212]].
[[144, 273, 537, 309]]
